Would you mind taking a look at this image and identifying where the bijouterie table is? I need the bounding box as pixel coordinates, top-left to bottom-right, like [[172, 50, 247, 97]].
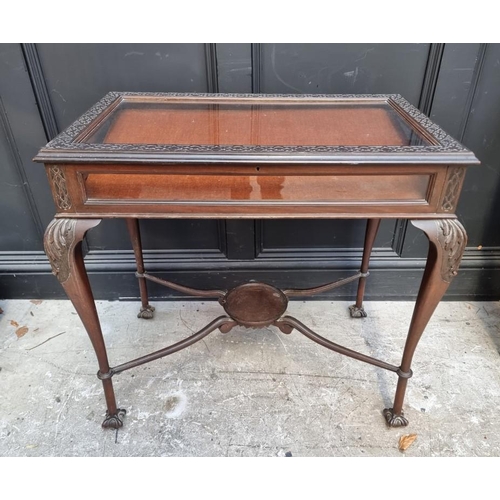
[[34, 92, 479, 429]]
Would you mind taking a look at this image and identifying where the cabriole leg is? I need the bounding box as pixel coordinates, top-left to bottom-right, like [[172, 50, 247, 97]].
[[384, 218, 467, 427], [44, 218, 125, 429], [126, 218, 155, 319], [349, 218, 381, 318]]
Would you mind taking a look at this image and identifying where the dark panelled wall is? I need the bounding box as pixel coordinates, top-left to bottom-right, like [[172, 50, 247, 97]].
[[0, 43, 499, 300]]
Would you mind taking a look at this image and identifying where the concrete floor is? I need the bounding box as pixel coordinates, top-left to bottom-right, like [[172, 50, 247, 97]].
[[1, 298, 500, 457]]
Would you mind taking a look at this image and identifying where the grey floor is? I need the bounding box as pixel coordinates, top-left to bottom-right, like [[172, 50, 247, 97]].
[[1, 298, 500, 457]]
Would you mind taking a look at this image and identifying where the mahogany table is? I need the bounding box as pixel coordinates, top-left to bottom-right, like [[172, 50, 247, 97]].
[[34, 92, 479, 429]]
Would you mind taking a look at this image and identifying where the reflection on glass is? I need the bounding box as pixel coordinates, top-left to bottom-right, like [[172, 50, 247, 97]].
[[83, 99, 432, 147], [84, 173, 430, 203]]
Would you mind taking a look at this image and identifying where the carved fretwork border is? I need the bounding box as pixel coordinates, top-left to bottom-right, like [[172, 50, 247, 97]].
[[442, 167, 466, 212], [40, 92, 473, 156], [48, 166, 72, 210]]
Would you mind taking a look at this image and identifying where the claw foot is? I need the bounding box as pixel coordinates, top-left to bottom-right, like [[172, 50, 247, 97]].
[[137, 305, 155, 319], [102, 408, 127, 429], [219, 321, 238, 334], [383, 408, 409, 427], [349, 305, 367, 318], [275, 322, 294, 334]]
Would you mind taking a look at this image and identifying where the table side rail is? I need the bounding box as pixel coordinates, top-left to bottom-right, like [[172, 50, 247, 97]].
[[45, 163, 464, 218]]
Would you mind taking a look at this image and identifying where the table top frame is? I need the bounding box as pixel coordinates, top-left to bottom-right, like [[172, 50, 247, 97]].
[[34, 92, 479, 166]]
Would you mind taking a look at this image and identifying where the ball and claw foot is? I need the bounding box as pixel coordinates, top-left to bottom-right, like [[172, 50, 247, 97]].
[[383, 408, 409, 427], [102, 408, 127, 429], [349, 304, 367, 318], [137, 305, 155, 319], [275, 322, 294, 334]]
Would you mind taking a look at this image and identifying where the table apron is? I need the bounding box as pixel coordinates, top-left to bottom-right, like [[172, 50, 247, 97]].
[[46, 163, 464, 218]]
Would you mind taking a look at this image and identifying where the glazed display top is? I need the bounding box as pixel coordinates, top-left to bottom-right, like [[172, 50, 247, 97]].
[[33, 92, 479, 165], [85, 99, 430, 147]]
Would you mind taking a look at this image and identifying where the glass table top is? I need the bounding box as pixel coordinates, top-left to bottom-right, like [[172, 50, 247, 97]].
[[82, 98, 432, 147]]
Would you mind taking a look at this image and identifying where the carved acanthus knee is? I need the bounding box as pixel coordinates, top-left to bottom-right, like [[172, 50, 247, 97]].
[[411, 218, 467, 284], [435, 219, 467, 283], [44, 219, 78, 283], [44, 218, 101, 284]]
